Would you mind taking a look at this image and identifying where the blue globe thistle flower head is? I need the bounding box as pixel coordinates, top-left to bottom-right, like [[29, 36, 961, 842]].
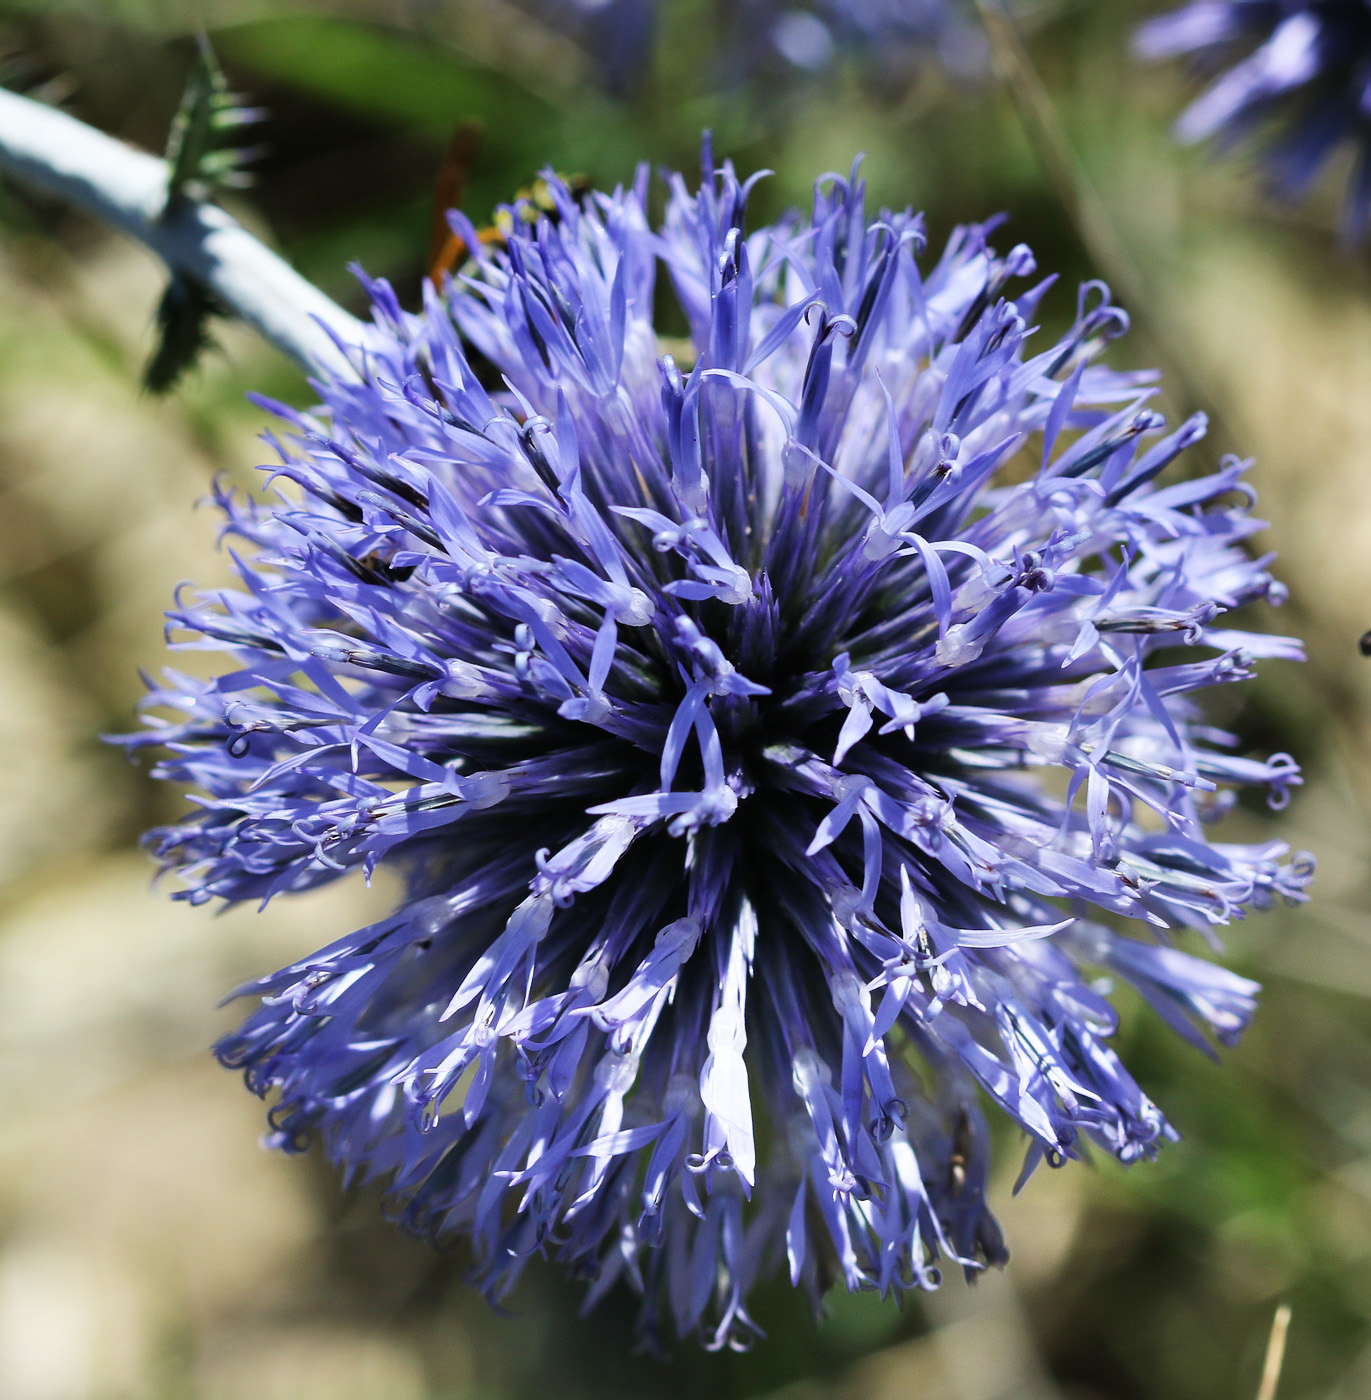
[[524, 0, 658, 96], [1138, 1, 1371, 240], [125, 147, 1311, 1350], [524, 0, 980, 94], [732, 0, 984, 82]]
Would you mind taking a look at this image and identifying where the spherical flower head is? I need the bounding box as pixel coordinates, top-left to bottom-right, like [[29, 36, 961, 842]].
[[1138, 1, 1371, 240], [124, 147, 1311, 1350]]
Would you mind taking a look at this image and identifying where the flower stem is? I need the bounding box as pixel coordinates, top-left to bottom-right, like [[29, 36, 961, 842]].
[[0, 86, 365, 378], [1255, 1303, 1292, 1400]]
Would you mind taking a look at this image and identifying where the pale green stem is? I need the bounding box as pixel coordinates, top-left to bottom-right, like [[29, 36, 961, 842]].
[[0, 86, 365, 379]]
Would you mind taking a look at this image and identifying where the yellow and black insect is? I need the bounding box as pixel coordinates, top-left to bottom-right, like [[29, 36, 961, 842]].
[[426, 124, 594, 284]]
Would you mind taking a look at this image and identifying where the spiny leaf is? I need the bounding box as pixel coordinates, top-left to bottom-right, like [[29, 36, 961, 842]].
[[164, 36, 262, 205], [143, 274, 225, 394], [150, 38, 260, 392]]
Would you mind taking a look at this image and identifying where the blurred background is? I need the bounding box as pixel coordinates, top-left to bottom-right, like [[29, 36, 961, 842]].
[[0, 1, 1367, 1396]]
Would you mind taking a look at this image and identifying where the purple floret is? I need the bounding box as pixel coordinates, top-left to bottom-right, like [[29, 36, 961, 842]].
[[1138, 1, 1371, 240], [123, 147, 1311, 1349]]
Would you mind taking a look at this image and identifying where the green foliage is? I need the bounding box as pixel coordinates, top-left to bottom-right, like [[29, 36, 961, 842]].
[[142, 271, 224, 394], [164, 35, 259, 203], [214, 15, 547, 137]]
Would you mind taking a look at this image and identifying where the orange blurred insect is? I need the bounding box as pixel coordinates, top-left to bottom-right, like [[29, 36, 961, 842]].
[[427, 124, 593, 284]]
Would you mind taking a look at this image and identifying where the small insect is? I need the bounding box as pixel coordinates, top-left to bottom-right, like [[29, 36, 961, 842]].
[[949, 1106, 974, 1196], [351, 551, 415, 585], [426, 123, 593, 284]]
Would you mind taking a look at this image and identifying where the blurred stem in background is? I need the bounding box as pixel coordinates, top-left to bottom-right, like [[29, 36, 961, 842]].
[[1255, 1302, 1292, 1400]]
